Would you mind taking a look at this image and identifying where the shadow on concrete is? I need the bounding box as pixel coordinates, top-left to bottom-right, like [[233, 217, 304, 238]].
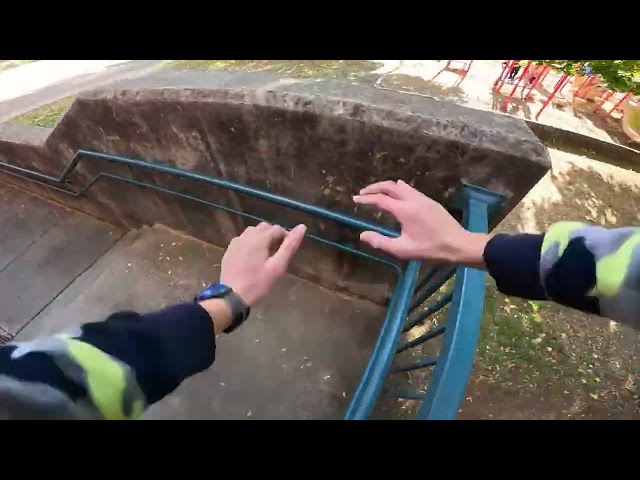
[[502, 164, 640, 234], [568, 99, 633, 147], [430, 65, 470, 88], [380, 74, 467, 104], [491, 91, 534, 119]]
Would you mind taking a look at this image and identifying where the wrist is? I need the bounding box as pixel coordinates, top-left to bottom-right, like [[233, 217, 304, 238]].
[[219, 279, 254, 307], [444, 232, 489, 269], [197, 298, 232, 335]]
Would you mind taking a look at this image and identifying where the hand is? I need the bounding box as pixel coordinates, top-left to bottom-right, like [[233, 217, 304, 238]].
[[220, 222, 307, 306], [354, 180, 488, 268]]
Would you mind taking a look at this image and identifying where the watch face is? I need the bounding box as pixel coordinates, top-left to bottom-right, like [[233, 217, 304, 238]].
[[199, 283, 230, 300]]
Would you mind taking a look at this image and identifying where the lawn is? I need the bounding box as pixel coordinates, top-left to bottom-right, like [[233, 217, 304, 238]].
[[0, 60, 37, 73], [7, 96, 75, 128], [165, 60, 381, 80]]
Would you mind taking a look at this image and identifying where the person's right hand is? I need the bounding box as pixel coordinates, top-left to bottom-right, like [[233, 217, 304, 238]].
[[220, 222, 307, 307], [354, 180, 488, 269]]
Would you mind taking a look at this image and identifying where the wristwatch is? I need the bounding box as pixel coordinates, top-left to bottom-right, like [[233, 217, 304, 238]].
[[194, 283, 251, 334]]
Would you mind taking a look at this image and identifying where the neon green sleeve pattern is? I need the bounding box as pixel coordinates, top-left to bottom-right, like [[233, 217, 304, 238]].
[[539, 221, 640, 327], [0, 332, 145, 420], [0, 303, 216, 419]]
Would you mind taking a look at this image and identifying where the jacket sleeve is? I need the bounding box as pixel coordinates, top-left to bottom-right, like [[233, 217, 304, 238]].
[[484, 221, 640, 329], [0, 303, 216, 420]]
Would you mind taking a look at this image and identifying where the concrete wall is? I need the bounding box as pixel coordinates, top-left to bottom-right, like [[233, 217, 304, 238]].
[[0, 88, 551, 304]]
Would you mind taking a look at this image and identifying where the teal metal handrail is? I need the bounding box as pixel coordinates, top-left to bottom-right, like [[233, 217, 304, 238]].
[[0, 151, 402, 273], [348, 186, 504, 419], [0, 150, 504, 419]]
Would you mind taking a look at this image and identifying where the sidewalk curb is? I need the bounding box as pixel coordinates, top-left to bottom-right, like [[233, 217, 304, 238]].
[[525, 119, 640, 173]]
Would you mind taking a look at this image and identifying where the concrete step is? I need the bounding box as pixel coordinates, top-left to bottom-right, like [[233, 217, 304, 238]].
[[18, 224, 386, 419], [0, 182, 62, 271], [0, 181, 124, 336], [22, 227, 147, 331]]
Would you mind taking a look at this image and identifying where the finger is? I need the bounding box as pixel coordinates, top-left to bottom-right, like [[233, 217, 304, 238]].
[[255, 222, 272, 232], [353, 193, 400, 216], [360, 231, 400, 255], [397, 180, 440, 206], [234, 227, 251, 242], [268, 224, 307, 272], [396, 179, 418, 195], [359, 180, 406, 199], [261, 224, 288, 243]]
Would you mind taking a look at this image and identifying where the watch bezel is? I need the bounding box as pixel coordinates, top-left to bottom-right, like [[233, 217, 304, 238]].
[[195, 283, 231, 301], [194, 282, 250, 334]]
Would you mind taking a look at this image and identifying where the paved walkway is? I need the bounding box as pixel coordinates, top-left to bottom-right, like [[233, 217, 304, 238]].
[[0, 60, 165, 122], [1, 60, 636, 153]]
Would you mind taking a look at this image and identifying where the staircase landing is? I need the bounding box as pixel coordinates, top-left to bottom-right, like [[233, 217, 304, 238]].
[[2, 182, 387, 419]]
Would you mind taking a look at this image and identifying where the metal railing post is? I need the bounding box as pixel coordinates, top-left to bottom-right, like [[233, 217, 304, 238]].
[[416, 184, 504, 420]]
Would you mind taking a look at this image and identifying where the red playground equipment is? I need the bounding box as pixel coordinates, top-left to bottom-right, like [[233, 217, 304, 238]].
[[444, 60, 473, 77], [594, 90, 632, 116], [494, 60, 569, 120], [432, 60, 474, 87]]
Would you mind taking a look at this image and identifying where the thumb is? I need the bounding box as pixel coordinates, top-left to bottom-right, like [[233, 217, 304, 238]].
[[360, 231, 399, 254]]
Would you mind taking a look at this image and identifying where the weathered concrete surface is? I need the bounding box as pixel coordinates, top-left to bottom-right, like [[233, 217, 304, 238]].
[[0, 86, 551, 304], [19, 225, 386, 419], [0, 182, 123, 335], [0, 179, 60, 271]]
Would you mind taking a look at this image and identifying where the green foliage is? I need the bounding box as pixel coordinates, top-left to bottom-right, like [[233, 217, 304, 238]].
[[533, 60, 640, 95], [166, 60, 381, 80], [0, 60, 37, 73], [8, 96, 75, 128]]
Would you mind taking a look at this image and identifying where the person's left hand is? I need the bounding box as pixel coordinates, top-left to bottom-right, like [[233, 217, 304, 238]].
[[220, 222, 307, 307]]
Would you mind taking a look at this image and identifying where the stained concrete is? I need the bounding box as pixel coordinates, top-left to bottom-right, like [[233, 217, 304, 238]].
[[0, 85, 551, 304], [18, 224, 386, 420], [0, 182, 123, 335], [0, 181, 61, 271]]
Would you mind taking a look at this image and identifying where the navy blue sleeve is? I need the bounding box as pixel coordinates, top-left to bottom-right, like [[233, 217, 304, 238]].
[[0, 303, 216, 419], [80, 303, 216, 404], [483, 231, 601, 317], [483, 233, 548, 300]]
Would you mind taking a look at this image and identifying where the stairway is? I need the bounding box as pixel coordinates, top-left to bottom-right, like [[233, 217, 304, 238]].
[[1, 181, 388, 419], [0, 182, 123, 340]]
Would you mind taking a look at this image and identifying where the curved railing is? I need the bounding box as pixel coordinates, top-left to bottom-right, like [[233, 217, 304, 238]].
[[345, 186, 504, 419], [0, 151, 503, 419]]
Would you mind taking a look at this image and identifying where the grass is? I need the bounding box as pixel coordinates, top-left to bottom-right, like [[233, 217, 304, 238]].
[[165, 60, 381, 80], [0, 60, 37, 73], [7, 96, 75, 128], [477, 282, 605, 393]]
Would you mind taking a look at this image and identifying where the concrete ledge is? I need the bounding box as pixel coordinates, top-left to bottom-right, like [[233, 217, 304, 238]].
[[525, 119, 640, 172], [0, 87, 551, 304]]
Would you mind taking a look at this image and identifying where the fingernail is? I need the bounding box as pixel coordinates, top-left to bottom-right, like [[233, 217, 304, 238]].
[[295, 224, 307, 233], [353, 195, 361, 200]]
